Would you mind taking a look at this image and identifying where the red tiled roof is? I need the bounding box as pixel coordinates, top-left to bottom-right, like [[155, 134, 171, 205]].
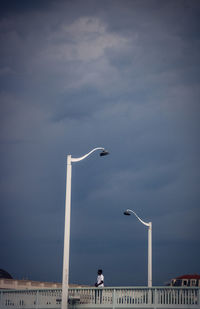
[[176, 274, 200, 280]]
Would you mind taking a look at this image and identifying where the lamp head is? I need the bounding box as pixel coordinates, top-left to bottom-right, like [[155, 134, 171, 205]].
[[124, 210, 131, 216], [100, 149, 109, 157]]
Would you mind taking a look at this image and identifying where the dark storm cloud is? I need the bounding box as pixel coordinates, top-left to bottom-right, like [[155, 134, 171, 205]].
[[0, 0, 55, 16], [0, 0, 199, 286]]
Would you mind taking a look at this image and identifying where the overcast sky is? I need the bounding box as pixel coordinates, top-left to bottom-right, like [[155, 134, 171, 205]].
[[0, 0, 200, 287]]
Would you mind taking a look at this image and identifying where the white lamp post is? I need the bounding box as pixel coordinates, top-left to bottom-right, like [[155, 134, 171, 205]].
[[61, 147, 109, 309], [124, 209, 152, 287]]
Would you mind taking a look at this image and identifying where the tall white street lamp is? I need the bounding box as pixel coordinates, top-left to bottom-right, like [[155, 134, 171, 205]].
[[124, 209, 152, 287], [61, 147, 109, 309]]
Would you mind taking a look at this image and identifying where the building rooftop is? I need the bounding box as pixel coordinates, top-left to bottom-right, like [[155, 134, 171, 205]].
[[0, 269, 13, 279], [176, 274, 200, 280]]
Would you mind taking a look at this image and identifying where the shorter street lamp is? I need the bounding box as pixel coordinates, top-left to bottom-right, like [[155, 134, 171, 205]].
[[124, 209, 152, 287]]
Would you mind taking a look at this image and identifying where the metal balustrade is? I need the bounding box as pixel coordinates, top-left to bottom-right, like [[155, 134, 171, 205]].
[[0, 287, 200, 308]]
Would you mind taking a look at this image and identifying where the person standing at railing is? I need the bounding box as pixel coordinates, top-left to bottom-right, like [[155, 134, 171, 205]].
[[95, 269, 104, 303], [95, 269, 104, 288]]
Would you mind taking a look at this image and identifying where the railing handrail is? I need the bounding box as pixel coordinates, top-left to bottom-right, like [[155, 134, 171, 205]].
[[1, 285, 200, 291]]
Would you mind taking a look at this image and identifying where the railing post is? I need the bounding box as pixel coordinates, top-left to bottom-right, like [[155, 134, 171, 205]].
[[35, 290, 39, 309], [148, 288, 152, 305], [0, 290, 2, 309], [112, 288, 116, 309], [154, 288, 158, 307]]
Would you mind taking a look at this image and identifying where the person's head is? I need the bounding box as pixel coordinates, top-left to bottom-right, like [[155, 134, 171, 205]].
[[98, 269, 103, 275]]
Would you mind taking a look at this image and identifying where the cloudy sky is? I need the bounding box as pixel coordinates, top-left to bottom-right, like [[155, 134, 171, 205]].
[[0, 0, 200, 287]]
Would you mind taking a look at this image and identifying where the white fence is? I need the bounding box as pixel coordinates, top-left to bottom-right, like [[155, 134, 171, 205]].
[[0, 287, 200, 308]]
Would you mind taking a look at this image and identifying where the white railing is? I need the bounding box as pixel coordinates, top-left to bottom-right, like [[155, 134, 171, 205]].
[[0, 287, 200, 308]]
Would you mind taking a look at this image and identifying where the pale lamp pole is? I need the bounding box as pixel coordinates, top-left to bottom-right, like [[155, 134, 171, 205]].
[[124, 209, 152, 287], [61, 147, 109, 309]]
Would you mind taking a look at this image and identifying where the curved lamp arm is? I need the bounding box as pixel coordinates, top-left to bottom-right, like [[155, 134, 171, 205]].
[[71, 147, 108, 163], [124, 209, 150, 227]]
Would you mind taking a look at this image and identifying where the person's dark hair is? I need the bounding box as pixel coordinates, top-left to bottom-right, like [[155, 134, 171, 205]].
[[98, 269, 103, 275]]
